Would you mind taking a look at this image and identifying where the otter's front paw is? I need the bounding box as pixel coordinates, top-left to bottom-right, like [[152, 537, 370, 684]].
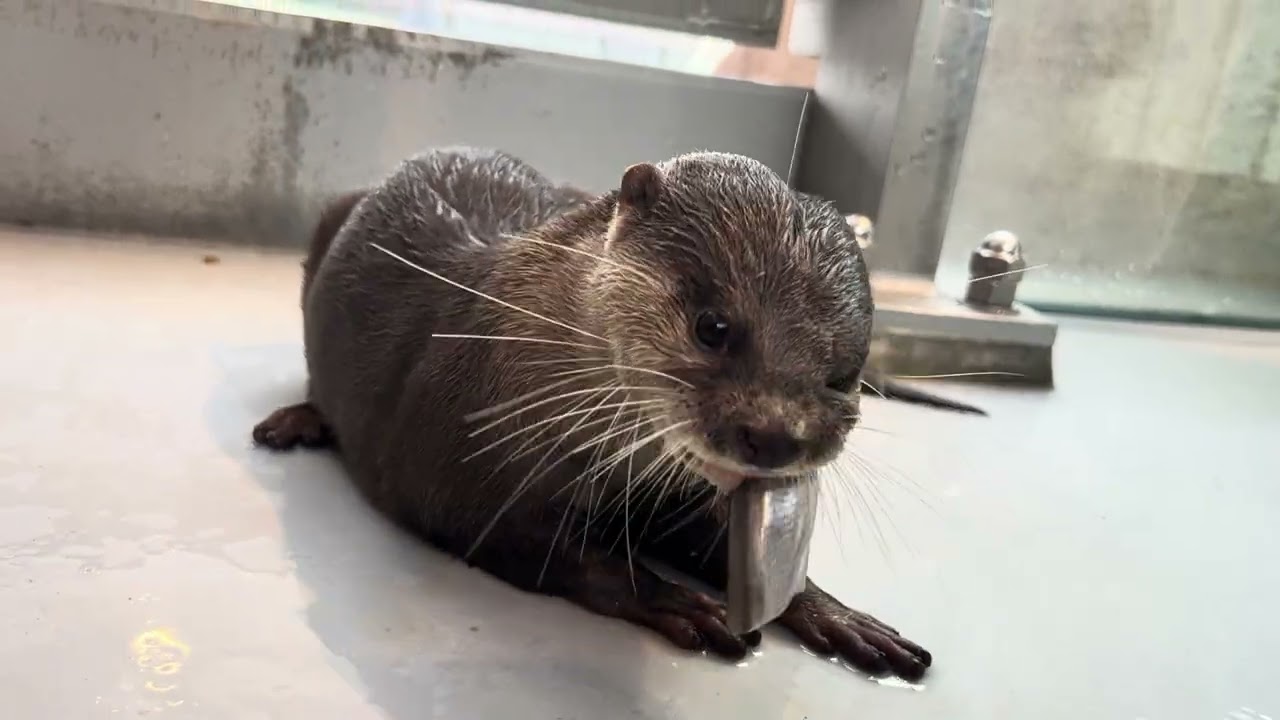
[[252, 402, 334, 450], [778, 584, 931, 680], [600, 578, 763, 660]]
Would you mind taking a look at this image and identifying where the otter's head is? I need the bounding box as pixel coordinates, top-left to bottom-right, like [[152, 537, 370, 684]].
[[590, 152, 873, 492]]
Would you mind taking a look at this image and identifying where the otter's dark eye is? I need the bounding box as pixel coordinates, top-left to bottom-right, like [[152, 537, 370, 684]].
[[826, 372, 857, 394], [693, 310, 731, 350]]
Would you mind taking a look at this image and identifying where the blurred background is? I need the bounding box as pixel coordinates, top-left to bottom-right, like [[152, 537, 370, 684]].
[[197, 0, 1280, 327], [4, 0, 1277, 381]]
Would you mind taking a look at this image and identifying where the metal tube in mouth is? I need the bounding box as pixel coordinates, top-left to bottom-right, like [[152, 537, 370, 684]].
[[725, 473, 820, 635]]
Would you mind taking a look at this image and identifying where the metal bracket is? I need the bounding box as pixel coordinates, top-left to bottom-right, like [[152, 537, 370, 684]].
[[870, 272, 1057, 387]]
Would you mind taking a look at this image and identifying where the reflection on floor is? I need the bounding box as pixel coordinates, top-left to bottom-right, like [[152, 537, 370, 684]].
[[2, 228, 1278, 719]]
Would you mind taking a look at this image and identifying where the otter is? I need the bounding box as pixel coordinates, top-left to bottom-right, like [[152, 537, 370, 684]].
[[254, 147, 936, 679]]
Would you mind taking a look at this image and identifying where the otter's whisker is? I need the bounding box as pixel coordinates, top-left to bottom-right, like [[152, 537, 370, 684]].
[[623, 420, 640, 591], [469, 385, 668, 435], [512, 235, 659, 284], [464, 375, 589, 423], [571, 415, 686, 555], [853, 459, 904, 557], [833, 460, 880, 549], [863, 477, 911, 553], [582, 420, 689, 486], [468, 414, 667, 558], [432, 333, 606, 351], [557, 412, 655, 473], [861, 379, 886, 399], [655, 458, 699, 535], [464, 397, 662, 462], [478, 386, 624, 493], [515, 397, 658, 441], [631, 449, 691, 543], [612, 445, 676, 514], [817, 467, 855, 561], [648, 482, 716, 543], [601, 433, 674, 493], [698, 516, 727, 567], [842, 449, 924, 558], [832, 459, 890, 559], [578, 400, 633, 560], [487, 386, 617, 472], [543, 366, 616, 379], [967, 263, 1048, 284], [891, 371, 1025, 380], [592, 429, 700, 549], [826, 463, 872, 555], [539, 469, 589, 588], [498, 405, 649, 471], [583, 402, 643, 526], [540, 414, 669, 504], [470, 383, 614, 435], [519, 356, 612, 368], [370, 242, 607, 342], [854, 425, 895, 436], [520, 392, 642, 491], [549, 364, 694, 389], [579, 431, 675, 530], [853, 451, 938, 514], [476, 386, 620, 492], [602, 442, 683, 555]]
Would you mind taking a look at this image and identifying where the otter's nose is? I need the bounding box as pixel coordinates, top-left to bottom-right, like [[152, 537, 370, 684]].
[[735, 424, 801, 469]]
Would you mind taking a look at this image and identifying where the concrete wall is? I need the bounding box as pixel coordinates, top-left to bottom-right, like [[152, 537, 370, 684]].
[[0, 0, 807, 247], [940, 0, 1280, 294]]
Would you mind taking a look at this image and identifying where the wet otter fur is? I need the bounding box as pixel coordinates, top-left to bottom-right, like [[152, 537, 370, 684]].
[[254, 147, 936, 679]]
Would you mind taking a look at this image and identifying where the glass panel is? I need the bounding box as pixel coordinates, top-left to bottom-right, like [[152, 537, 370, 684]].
[[938, 0, 1280, 327], [209, 0, 813, 85], [479, 0, 785, 47]]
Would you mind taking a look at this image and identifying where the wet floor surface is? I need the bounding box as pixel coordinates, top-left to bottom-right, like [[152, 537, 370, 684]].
[[2, 229, 1279, 719]]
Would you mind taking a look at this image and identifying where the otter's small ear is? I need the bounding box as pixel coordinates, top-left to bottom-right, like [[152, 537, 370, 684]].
[[619, 163, 663, 212]]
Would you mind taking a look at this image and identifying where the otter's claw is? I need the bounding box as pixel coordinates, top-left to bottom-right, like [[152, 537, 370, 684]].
[[622, 581, 763, 659], [574, 569, 762, 660], [778, 584, 931, 680]]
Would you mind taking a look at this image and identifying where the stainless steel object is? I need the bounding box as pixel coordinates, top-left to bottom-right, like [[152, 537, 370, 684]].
[[725, 475, 820, 635], [965, 230, 1026, 308]]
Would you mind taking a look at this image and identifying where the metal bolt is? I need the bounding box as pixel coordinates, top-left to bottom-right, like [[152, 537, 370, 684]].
[[966, 230, 1026, 308], [845, 214, 874, 250]]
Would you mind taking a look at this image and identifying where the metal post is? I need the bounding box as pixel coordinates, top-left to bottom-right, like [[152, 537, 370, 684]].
[[797, 0, 993, 279], [796, 0, 1057, 386]]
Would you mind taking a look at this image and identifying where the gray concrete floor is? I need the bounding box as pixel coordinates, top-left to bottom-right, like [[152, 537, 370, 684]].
[[2, 228, 1279, 719]]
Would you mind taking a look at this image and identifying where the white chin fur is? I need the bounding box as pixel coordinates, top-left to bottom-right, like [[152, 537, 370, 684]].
[[697, 462, 745, 494]]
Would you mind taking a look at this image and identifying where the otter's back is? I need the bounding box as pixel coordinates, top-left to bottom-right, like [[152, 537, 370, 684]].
[[298, 148, 590, 515]]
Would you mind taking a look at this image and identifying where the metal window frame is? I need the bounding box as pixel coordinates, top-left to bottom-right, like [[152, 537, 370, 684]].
[[480, 0, 786, 47]]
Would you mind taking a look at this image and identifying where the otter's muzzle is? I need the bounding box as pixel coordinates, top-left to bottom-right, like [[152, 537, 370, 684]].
[[725, 474, 820, 634]]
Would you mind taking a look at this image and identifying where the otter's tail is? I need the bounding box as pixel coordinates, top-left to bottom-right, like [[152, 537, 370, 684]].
[[302, 189, 368, 302], [864, 372, 987, 416]]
